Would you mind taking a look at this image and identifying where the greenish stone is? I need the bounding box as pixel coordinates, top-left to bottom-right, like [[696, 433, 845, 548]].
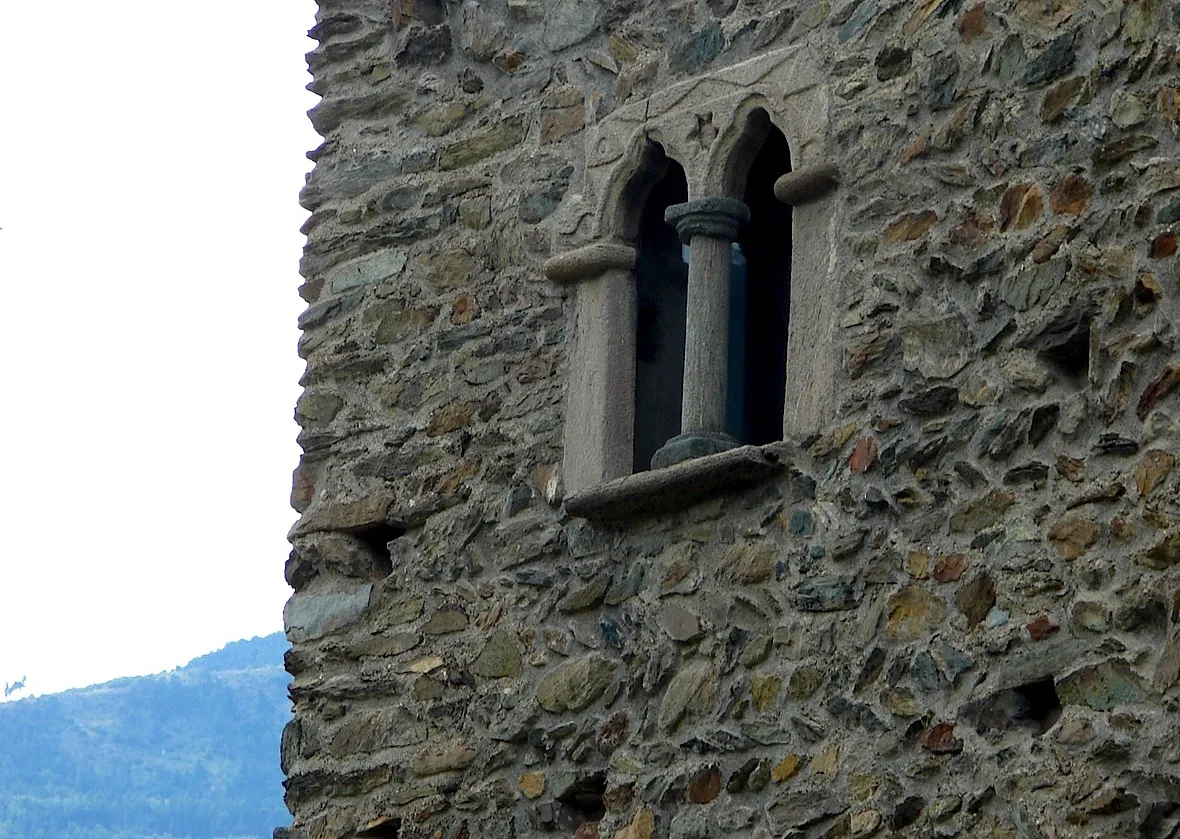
[[739, 635, 773, 667], [1137, 532, 1180, 570], [296, 393, 344, 425], [668, 22, 724, 74], [658, 662, 717, 733], [387, 597, 425, 626], [788, 508, 814, 537], [948, 489, 1016, 532], [440, 119, 526, 170], [472, 629, 522, 678], [787, 666, 825, 699], [605, 562, 645, 605], [421, 607, 468, 635], [557, 572, 611, 613], [1057, 660, 1149, 711], [415, 101, 469, 137], [329, 249, 407, 293], [751, 674, 781, 711], [838, 1, 878, 42], [536, 654, 618, 713]]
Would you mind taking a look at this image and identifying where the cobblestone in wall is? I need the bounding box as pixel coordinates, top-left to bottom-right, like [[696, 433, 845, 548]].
[[282, 1, 1180, 837]]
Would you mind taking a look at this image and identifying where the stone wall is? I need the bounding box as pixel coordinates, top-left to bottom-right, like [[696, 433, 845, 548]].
[[282, 0, 1180, 837]]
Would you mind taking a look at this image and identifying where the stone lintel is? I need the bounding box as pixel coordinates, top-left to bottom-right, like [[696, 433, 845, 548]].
[[773, 163, 840, 206], [665, 197, 751, 243], [565, 443, 791, 520], [543, 241, 637, 284]]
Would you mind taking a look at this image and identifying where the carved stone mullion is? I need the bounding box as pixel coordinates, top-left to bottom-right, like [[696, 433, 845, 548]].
[[652, 196, 751, 469]]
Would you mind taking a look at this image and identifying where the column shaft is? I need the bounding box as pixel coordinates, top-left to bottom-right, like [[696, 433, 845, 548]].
[[681, 234, 731, 434]]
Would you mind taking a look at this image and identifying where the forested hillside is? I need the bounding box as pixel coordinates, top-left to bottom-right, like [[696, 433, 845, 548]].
[[0, 633, 290, 839]]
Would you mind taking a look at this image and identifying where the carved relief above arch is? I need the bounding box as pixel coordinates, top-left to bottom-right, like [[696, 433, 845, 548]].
[[545, 44, 843, 497], [579, 42, 832, 238]]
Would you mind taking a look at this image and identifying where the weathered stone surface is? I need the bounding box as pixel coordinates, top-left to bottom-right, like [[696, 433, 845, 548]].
[[412, 743, 477, 776], [886, 586, 947, 640], [286, 6, 1180, 837], [658, 663, 717, 733], [439, 119, 526, 170], [472, 629, 522, 678], [1138, 364, 1180, 420], [1137, 450, 1175, 497], [954, 573, 995, 628], [543, 0, 599, 51], [1137, 532, 1180, 570], [537, 655, 618, 713], [659, 602, 702, 642], [1048, 517, 1100, 558], [949, 490, 1016, 532], [1057, 661, 1149, 711], [796, 578, 859, 612], [284, 586, 372, 642]]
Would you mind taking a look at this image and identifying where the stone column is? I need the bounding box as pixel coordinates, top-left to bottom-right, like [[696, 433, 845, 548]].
[[653, 197, 750, 469], [543, 241, 638, 494]]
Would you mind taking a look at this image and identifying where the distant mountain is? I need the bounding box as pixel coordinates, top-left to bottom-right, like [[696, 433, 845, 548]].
[[0, 633, 291, 839]]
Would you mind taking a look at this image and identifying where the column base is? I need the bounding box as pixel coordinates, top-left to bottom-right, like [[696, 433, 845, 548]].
[[651, 431, 739, 470]]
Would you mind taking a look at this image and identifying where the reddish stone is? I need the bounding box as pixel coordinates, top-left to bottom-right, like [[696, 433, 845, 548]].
[[922, 722, 964, 754], [1049, 174, 1093, 216], [575, 821, 600, 839], [451, 293, 478, 324], [849, 437, 878, 473], [957, 3, 986, 42], [493, 50, 526, 73], [933, 554, 967, 582], [686, 766, 721, 804], [1138, 364, 1180, 420], [955, 573, 995, 627], [1031, 225, 1069, 263], [1042, 77, 1084, 123], [1027, 615, 1060, 641], [1160, 87, 1180, 130], [598, 712, 630, 754], [1150, 232, 1178, 258], [1000, 184, 1044, 231], [900, 127, 930, 164], [948, 213, 995, 250]]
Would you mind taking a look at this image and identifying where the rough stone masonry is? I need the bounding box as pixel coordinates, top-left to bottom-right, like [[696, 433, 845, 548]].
[[281, 0, 1180, 837]]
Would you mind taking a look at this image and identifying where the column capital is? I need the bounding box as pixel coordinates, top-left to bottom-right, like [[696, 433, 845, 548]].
[[665, 197, 750, 244]]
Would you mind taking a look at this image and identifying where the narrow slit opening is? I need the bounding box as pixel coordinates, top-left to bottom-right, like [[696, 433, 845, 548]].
[[354, 523, 405, 577], [557, 772, 607, 828], [1013, 677, 1062, 736], [1040, 322, 1090, 381], [357, 817, 401, 839]]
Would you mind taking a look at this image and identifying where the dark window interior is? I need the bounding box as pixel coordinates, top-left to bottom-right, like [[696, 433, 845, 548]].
[[733, 123, 791, 446], [633, 154, 689, 472]]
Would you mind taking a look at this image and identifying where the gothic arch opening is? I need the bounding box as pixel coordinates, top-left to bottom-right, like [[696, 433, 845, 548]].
[[732, 113, 791, 446], [632, 148, 689, 471]]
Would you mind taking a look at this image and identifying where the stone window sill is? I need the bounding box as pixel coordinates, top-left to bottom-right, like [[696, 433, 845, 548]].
[[564, 442, 792, 521]]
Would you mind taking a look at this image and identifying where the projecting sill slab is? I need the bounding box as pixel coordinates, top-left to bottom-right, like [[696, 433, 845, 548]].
[[565, 443, 792, 520]]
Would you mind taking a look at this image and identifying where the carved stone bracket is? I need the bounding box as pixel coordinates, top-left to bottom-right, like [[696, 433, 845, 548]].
[[774, 163, 841, 206], [543, 241, 636, 284]]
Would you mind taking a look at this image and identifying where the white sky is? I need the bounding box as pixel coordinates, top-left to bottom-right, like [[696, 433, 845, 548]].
[[0, 0, 320, 699]]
